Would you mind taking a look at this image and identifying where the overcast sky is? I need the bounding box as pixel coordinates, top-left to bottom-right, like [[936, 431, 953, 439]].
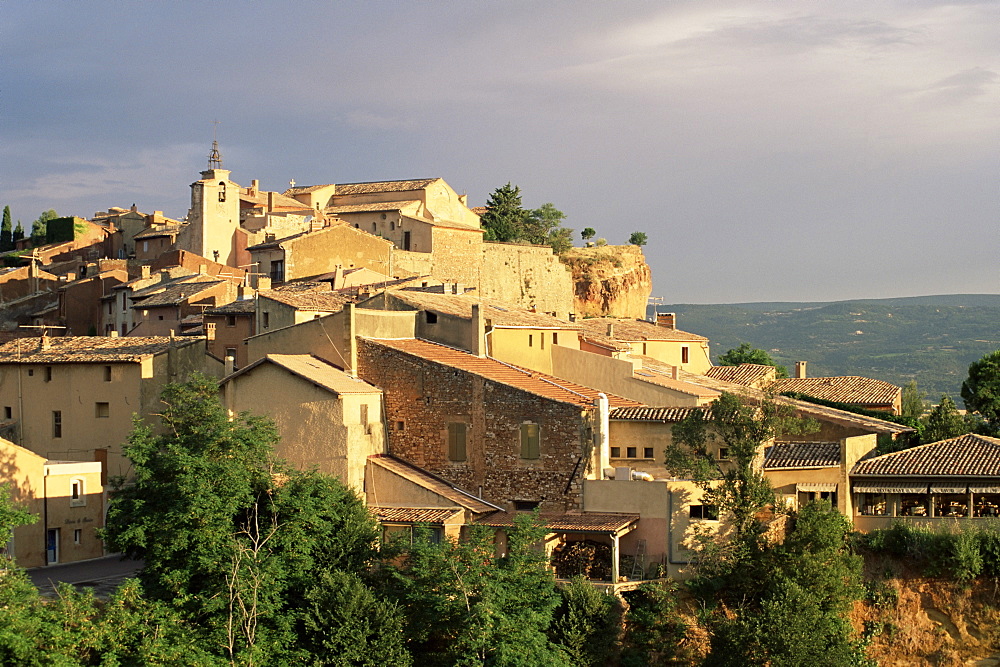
[[2, 1, 997, 303]]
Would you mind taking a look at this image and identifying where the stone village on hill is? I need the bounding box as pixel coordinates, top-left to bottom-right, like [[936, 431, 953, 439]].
[[4, 143, 999, 588]]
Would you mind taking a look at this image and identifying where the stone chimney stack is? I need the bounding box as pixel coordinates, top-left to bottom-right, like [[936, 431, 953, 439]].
[[795, 361, 807, 379], [656, 312, 676, 329], [606, 322, 615, 337], [141, 265, 151, 280]]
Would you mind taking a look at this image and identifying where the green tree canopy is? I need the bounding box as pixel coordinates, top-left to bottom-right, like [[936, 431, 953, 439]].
[[12, 221, 24, 244], [480, 183, 526, 243], [628, 231, 647, 246], [922, 394, 970, 443], [901, 379, 925, 421], [29, 209, 57, 246], [961, 350, 1000, 429], [1, 206, 11, 252], [717, 342, 789, 377], [580, 227, 595, 241], [103, 374, 388, 664]]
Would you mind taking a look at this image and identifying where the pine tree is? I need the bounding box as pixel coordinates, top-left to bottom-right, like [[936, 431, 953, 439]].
[[0, 206, 11, 252], [480, 183, 526, 242], [12, 221, 24, 244]]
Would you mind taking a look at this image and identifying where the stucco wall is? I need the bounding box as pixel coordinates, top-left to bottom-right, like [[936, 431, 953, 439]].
[[43, 461, 104, 564], [286, 225, 393, 281], [247, 310, 355, 369]]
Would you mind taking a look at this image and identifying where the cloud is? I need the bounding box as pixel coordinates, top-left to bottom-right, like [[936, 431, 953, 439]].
[[918, 66, 999, 104]]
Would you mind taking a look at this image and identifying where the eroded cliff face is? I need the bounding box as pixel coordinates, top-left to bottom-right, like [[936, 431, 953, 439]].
[[560, 245, 652, 319]]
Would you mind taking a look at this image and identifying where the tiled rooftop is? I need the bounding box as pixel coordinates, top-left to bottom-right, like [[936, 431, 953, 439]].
[[131, 280, 224, 308], [284, 184, 333, 195], [333, 178, 438, 195], [475, 511, 640, 534], [764, 442, 841, 469], [576, 318, 708, 343], [388, 290, 578, 329], [134, 224, 184, 240], [610, 406, 704, 422], [706, 364, 778, 386], [632, 361, 722, 399], [852, 434, 1000, 477], [326, 201, 419, 214], [368, 455, 500, 514], [240, 190, 311, 210], [770, 376, 901, 406], [205, 298, 256, 315], [0, 336, 200, 363], [365, 338, 642, 409], [226, 354, 380, 396], [258, 288, 350, 312], [373, 507, 463, 524]]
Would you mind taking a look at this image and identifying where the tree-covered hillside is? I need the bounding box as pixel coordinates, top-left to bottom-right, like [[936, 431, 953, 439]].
[[656, 295, 1000, 402]]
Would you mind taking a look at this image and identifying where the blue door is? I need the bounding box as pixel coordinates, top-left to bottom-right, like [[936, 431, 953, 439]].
[[46, 529, 59, 564]]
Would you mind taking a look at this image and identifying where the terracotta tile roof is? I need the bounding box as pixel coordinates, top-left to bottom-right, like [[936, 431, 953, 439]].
[[852, 434, 1000, 477], [134, 224, 184, 240], [577, 318, 708, 343], [476, 511, 639, 534], [258, 288, 350, 312], [326, 200, 420, 214], [368, 455, 501, 514], [387, 290, 578, 329], [365, 338, 642, 409], [470, 206, 488, 216], [284, 184, 333, 195], [632, 362, 722, 399], [0, 336, 200, 363], [373, 507, 463, 524], [610, 406, 704, 422], [131, 280, 224, 307], [205, 298, 256, 315], [764, 442, 841, 469], [655, 361, 913, 436], [225, 354, 380, 395], [333, 178, 438, 195], [770, 376, 901, 406], [706, 364, 778, 386], [128, 273, 209, 296]]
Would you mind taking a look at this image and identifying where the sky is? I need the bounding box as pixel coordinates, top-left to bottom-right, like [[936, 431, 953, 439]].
[[1, 1, 998, 304]]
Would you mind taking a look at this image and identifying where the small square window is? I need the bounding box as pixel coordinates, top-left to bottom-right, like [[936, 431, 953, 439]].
[[425, 311, 438, 324], [689, 504, 719, 521], [718, 447, 730, 461], [610, 446, 621, 458], [626, 446, 637, 458], [513, 500, 540, 512], [95, 402, 109, 418], [644, 447, 654, 459], [396, 421, 405, 431], [226, 315, 237, 327]]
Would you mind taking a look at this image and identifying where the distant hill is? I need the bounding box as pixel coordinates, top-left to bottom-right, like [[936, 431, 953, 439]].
[[653, 295, 1000, 403]]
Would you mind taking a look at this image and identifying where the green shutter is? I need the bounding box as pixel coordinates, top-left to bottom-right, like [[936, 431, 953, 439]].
[[520, 423, 540, 459]]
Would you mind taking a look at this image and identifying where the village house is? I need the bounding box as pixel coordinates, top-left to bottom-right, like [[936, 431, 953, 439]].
[[221, 354, 384, 492], [576, 314, 713, 374], [1, 438, 104, 568], [127, 276, 237, 338], [246, 224, 394, 285], [256, 283, 352, 333], [355, 336, 641, 512], [204, 296, 256, 368], [57, 266, 129, 336], [0, 335, 222, 479]]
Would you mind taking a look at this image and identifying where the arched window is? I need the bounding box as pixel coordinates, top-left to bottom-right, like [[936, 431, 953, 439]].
[[218, 182, 227, 202]]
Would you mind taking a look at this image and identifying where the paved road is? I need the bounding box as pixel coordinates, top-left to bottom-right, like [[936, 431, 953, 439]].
[[27, 554, 144, 597]]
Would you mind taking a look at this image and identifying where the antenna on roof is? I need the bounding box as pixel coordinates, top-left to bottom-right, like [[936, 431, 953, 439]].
[[207, 120, 223, 169]]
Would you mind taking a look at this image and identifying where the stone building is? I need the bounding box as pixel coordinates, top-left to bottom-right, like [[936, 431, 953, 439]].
[[355, 336, 640, 512]]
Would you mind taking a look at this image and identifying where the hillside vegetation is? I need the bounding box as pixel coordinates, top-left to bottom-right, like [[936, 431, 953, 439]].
[[657, 295, 1000, 401]]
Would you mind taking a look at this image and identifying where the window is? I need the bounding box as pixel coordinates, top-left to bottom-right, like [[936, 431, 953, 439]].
[[718, 447, 730, 461], [513, 500, 540, 512], [218, 181, 227, 202], [52, 411, 62, 438], [44, 366, 52, 382], [552, 332, 559, 345], [103, 366, 112, 382], [403, 231, 411, 250], [528, 334, 533, 347], [689, 504, 719, 520], [681, 346, 690, 364], [73, 529, 82, 545], [70, 478, 85, 507], [226, 315, 237, 327], [610, 446, 621, 458], [225, 347, 237, 360], [27, 369, 33, 377], [540, 333, 545, 349], [425, 311, 438, 324], [262, 312, 270, 329], [360, 404, 369, 433], [396, 421, 405, 431], [270, 260, 284, 283], [3, 407, 10, 420], [95, 402, 109, 418], [390, 221, 395, 231], [643, 447, 654, 459], [520, 423, 540, 459], [447, 422, 467, 462], [626, 446, 637, 458], [157, 315, 164, 321]]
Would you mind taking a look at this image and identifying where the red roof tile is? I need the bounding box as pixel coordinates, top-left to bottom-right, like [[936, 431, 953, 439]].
[[764, 442, 841, 469], [706, 364, 778, 386], [364, 338, 641, 409], [373, 507, 463, 524], [852, 434, 1000, 477], [476, 511, 639, 533], [368, 455, 500, 514], [771, 376, 900, 406], [610, 407, 704, 422]]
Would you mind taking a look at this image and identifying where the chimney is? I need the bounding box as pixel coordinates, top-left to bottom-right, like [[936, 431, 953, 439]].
[[671, 365, 680, 380], [267, 191, 275, 211], [251, 179, 259, 195], [568, 313, 577, 323], [455, 282, 464, 295], [140, 265, 151, 280], [795, 361, 807, 379], [109, 330, 119, 338], [205, 321, 216, 341], [257, 276, 272, 291], [130, 203, 137, 213], [656, 312, 676, 329], [225, 355, 235, 376], [40, 335, 50, 350], [160, 269, 171, 283], [606, 322, 615, 337]]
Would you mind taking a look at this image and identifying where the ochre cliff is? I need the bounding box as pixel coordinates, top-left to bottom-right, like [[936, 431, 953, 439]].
[[560, 245, 652, 319]]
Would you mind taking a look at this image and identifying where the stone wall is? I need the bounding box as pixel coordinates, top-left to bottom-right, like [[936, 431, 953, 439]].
[[479, 242, 574, 318], [356, 338, 593, 511]]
